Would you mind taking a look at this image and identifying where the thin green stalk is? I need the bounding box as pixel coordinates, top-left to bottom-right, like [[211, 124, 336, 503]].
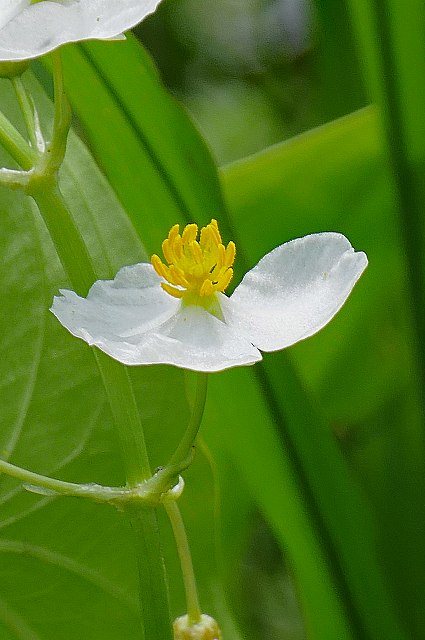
[[0, 456, 92, 496], [50, 50, 72, 169], [0, 167, 28, 189], [9, 110, 151, 486], [95, 351, 151, 485], [168, 373, 208, 468], [11, 76, 38, 151], [130, 508, 173, 640], [28, 179, 96, 295], [30, 179, 168, 634], [0, 107, 35, 169], [164, 500, 201, 624]]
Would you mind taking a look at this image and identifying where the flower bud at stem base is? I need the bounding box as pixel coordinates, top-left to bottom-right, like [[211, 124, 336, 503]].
[[173, 614, 222, 640]]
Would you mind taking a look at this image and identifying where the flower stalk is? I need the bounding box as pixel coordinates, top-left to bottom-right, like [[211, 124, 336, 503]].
[[50, 49, 72, 170], [168, 373, 208, 469], [164, 500, 202, 624], [11, 75, 38, 151], [0, 105, 35, 169], [95, 350, 152, 484], [28, 177, 97, 294], [130, 507, 173, 640]]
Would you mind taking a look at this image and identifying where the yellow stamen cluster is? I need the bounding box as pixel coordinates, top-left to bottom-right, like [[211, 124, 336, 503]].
[[151, 219, 236, 303]]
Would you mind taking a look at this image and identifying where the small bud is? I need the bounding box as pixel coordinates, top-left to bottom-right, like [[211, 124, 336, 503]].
[[0, 61, 30, 79], [173, 614, 222, 640]]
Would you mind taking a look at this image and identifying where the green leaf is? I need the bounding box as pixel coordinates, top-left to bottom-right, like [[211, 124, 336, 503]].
[[313, 0, 366, 122], [0, 75, 193, 639], [341, 4, 425, 635], [346, 0, 425, 385]]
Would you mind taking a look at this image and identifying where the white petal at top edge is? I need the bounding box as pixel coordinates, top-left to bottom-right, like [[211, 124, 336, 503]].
[[0, 0, 163, 61]]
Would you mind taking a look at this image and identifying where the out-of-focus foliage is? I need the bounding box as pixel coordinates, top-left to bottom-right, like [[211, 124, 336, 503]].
[[137, 0, 366, 164]]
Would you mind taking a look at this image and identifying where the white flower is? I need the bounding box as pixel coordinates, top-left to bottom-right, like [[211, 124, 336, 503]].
[[51, 220, 368, 373], [0, 0, 163, 61]]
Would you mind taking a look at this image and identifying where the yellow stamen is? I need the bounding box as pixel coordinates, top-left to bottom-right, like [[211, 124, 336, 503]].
[[151, 219, 236, 307], [162, 239, 174, 264], [161, 283, 185, 299], [217, 267, 233, 292], [182, 223, 198, 244], [191, 240, 203, 265], [225, 241, 236, 267]]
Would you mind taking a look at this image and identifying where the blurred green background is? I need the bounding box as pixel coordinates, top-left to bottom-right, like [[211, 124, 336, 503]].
[[136, 0, 366, 165]]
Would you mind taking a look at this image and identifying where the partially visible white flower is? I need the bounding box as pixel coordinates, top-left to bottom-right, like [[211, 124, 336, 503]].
[[51, 220, 368, 373], [0, 0, 163, 61]]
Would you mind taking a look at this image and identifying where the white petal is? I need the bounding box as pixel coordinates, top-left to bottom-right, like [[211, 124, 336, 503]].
[[51, 262, 179, 342], [0, 0, 29, 30], [113, 304, 261, 372], [51, 263, 261, 372], [0, 0, 163, 61], [225, 232, 368, 351]]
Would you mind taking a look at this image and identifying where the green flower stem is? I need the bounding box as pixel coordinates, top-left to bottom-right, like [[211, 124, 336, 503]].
[[164, 500, 201, 624], [94, 350, 151, 484], [0, 106, 35, 170], [168, 373, 208, 468], [29, 179, 169, 638], [129, 507, 173, 640], [28, 178, 96, 294], [6, 140, 152, 486], [50, 50, 72, 170], [11, 76, 38, 152], [0, 456, 143, 503], [0, 456, 93, 495]]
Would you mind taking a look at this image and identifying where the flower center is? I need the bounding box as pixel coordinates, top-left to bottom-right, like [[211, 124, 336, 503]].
[[151, 219, 236, 306]]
